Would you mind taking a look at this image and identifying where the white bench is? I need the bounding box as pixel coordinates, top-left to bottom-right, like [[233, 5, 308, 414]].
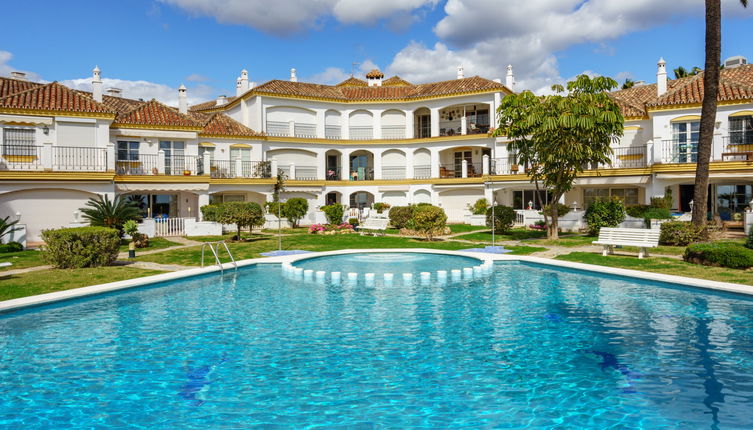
[[357, 217, 389, 236], [592, 227, 660, 259], [0, 262, 11, 268]]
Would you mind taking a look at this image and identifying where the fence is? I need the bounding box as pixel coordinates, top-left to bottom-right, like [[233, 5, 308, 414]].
[[51, 146, 108, 172], [604, 145, 647, 168], [295, 165, 318, 180], [0, 144, 43, 171], [413, 165, 431, 179], [662, 139, 698, 163], [116, 153, 158, 175], [325, 125, 341, 139], [166, 155, 200, 175], [154, 217, 187, 237]]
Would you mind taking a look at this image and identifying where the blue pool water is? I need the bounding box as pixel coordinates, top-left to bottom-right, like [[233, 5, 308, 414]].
[[293, 252, 481, 275], [2, 258, 753, 428]]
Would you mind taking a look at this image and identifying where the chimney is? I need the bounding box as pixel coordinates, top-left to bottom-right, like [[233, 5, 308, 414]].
[[457, 65, 464, 79], [106, 88, 122, 98], [290, 68, 297, 82], [216, 95, 228, 106], [178, 84, 187, 114], [365, 69, 384, 87], [10, 71, 27, 81], [657, 57, 667, 96], [505, 65, 514, 90], [236, 78, 243, 97], [240, 69, 249, 91], [92, 66, 103, 102]]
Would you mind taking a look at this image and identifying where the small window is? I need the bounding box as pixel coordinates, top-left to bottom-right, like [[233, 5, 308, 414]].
[[2, 128, 36, 156], [730, 115, 753, 145], [117, 141, 139, 161]]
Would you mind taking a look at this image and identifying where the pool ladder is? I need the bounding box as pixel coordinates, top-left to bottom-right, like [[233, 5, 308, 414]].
[[200, 241, 237, 272]]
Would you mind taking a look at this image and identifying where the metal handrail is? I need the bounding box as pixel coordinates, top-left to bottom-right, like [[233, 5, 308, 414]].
[[200, 240, 237, 272]]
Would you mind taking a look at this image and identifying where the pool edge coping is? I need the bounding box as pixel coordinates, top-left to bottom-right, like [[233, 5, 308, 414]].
[[1, 248, 752, 313]]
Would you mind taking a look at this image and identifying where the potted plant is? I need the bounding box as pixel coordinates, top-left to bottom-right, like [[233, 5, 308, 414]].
[[123, 219, 139, 258], [183, 169, 192, 176], [466, 198, 489, 226], [372, 202, 391, 214]]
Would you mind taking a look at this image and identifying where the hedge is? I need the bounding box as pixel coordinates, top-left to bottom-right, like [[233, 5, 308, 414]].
[[684, 242, 753, 269], [584, 198, 625, 236], [388, 206, 414, 229], [0, 242, 23, 253], [486, 205, 516, 233], [41, 226, 120, 268], [407, 205, 447, 240], [659, 221, 707, 246]]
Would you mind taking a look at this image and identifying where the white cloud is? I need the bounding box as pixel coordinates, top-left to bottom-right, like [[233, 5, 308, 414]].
[[305, 59, 382, 84], [0, 51, 42, 82], [159, 0, 437, 36], [60, 77, 217, 106], [185, 73, 209, 82]]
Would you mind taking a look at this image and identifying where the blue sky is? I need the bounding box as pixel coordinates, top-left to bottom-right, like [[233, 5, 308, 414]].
[[1, 0, 751, 105]]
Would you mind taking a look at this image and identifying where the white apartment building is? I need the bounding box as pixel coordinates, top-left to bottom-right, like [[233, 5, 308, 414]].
[[1, 58, 752, 243]]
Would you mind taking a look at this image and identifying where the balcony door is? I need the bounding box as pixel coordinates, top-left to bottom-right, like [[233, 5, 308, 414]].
[[230, 147, 251, 176], [730, 115, 753, 146], [159, 140, 184, 174], [453, 151, 472, 178], [671, 121, 699, 163]]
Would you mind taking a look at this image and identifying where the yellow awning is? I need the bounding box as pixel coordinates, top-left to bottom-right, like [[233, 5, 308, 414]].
[[730, 110, 753, 117], [199, 142, 216, 147], [230, 143, 252, 149], [670, 115, 701, 122]]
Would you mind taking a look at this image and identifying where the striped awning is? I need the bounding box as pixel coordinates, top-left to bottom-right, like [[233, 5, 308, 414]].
[[116, 183, 209, 192]]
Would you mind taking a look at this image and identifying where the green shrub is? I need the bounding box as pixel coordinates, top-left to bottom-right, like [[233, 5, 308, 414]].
[[584, 198, 626, 236], [322, 204, 346, 225], [659, 221, 707, 246], [41, 226, 120, 268], [684, 242, 753, 269], [216, 202, 265, 240], [0, 215, 21, 242], [650, 187, 673, 210], [0, 241, 23, 253], [200, 205, 221, 222], [348, 217, 359, 228], [642, 207, 671, 221], [79, 194, 140, 235], [283, 198, 309, 228], [541, 203, 571, 218], [626, 204, 650, 218], [746, 227, 753, 250], [407, 205, 447, 241], [469, 198, 489, 215], [372, 202, 391, 214], [486, 205, 516, 233], [265, 201, 283, 216], [388, 206, 414, 229]]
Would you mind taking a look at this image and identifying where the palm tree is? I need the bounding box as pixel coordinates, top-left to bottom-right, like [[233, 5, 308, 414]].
[[621, 78, 635, 90], [692, 0, 748, 226], [0, 216, 21, 242], [80, 194, 140, 233], [673, 66, 702, 79]]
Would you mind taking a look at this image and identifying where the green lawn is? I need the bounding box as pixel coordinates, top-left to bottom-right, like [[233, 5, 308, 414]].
[[118, 237, 181, 253], [0, 250, 47, 271], [555, 252, 753, 285], [0, 266, 166, 301], [137, 233, 544, 266], [454, 228, 549, 242], [260, 227, 309, 235], [448, 224, 489, 234], [529, 235, 597, 248]]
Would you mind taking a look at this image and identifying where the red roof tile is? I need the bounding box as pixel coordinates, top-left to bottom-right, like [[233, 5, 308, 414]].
[[191, 112, 263, 137], [382, 76, 412, 86], [114, 99, 201, 128], [0, 81, 114, 114], [0, 77, 43, 99], [336, 77, 368, 87]]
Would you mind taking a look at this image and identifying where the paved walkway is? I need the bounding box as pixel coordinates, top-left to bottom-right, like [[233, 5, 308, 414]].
[[116, 236, 202, 259]]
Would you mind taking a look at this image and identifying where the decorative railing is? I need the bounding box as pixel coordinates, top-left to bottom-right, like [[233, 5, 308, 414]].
[[0, 144, 43, 171], [325, 125, 341, 140], [662, 139, 698, 163], [294, 123, 317, 138], [491, 158, 521, 175], [116, 154, 158, 175], [603, 145, 647, 169], [347, 168, 374, 181], [382, 166, 406, 180], [51, 146, 108, 172], [413, 164, 431, 179], [349, 126, 373, 140], [381, 126, 406, 140], [210, 160, 271, 178], [266, 121, 290, 137], [468, 162, 483, 177], [210, 160, 234, 178], [439, 163, 460, 178], [722, 135, 753, 160], [165, 155, 200, 175], [295, 165, 318, 180]]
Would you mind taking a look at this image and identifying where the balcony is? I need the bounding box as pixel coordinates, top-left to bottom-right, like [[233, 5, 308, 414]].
[[413, 165, 431, 179], [266, 120, 290, 137], [210, 160, 271, 179], [116, 154, 158, 175], [349, 126, 373, 140], [1, 144, 108, 173], [164, 155, 200, 175], [381, 125, 406, 140], [325, 125, 341, 140], [382, 166, 406, 180], [604, 145, 647, 168], [722, 135, 753, 161], [294, 123, 316, 138], [662, 139, 698, 164]]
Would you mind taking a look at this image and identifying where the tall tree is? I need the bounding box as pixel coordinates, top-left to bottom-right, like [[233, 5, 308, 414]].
[[495, 75, 624, 239], [621, 78, 635, 90], [692, 0, 748, 226]]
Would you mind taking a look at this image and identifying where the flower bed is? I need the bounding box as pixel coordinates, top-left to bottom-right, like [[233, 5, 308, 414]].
[[308, 223, 355, 234]]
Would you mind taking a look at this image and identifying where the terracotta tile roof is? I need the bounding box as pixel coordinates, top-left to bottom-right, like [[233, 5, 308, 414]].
[[101, 95, 144, 115], [0, 81, 114, 114], [365, 69, 384, 79], [190, 112, 263, 137], [246, 75, 505, 102], [189, 96, 238, 112], [114, 99, 201, 128], [0, 77, 43, 99], [382, 76, 412, 86], [612, 64, 753, 117], [336, 77, 368, 87]]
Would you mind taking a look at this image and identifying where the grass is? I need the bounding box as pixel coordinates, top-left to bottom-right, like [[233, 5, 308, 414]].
[[118, 237, 181, 253], [530, 235, 597, 248], [0, 250, 47, 271], [260, 227, 309, 235], [555, 252, 753, 286], [137, 233, 545, 266], [448, 224, 489, 234], [0, 266, 166, 301], [454, 228, 549, 242]]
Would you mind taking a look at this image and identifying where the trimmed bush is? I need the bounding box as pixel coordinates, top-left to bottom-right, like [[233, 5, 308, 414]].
[[217, 202, 265, 240], [746, 226, 753, 250], [584, 198, 626, 236], [626, 205, 650, 218], [388, 206, 414, 229], [469, 198, 489, 215], [265, 201, 283, 216], [684, 242, 753, 269], [407, 205, 447, 241], [348, 217, 359, 228], [659, 221, 707, 246], [486, 205, 516, 233], [643, 207, 672, 221], [542, 203, 571, 218], [372, 202, 391, 214], [283, 198, 309, 228], [0, 241, 23, 253], [200, 205, 221, 222], [322, 204, 346, 225], [41, 226, 120, 268]]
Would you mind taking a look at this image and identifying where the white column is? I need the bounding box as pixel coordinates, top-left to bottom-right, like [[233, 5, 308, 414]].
[[316, 150, 325, 180], [288, 120, 295, 137], [341, 151, 350, 180], [712, 133, 724, 161], [202, 152, 211, 176], [316, 109, 325, 139], [405, 110, 414, 139], [106, 143, 115, 172], [198, 192, 210, 220], [430, 149, 440, 178], [235, 158, 243, 178], [461, 106, 467, 135], [270, 158, 278, 177], [373, 149, 382, 180], [405, 150, 414, 179], [373, 109, 383, 139], [342, 110, 351, 139], [482, 154, 490, 175], [40, 142, 53, 170], [157, 149, 166, 174], [430, 107, 440, 137], [289, 163, 296, 180], [653, 136, 663, 164], [484, 185, 494, 203], [645, 140, 654, 167], [461, 159, 468, 178]]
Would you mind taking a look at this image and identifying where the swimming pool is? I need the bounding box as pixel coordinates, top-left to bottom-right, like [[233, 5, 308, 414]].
[[2, 255, 753, 428]]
